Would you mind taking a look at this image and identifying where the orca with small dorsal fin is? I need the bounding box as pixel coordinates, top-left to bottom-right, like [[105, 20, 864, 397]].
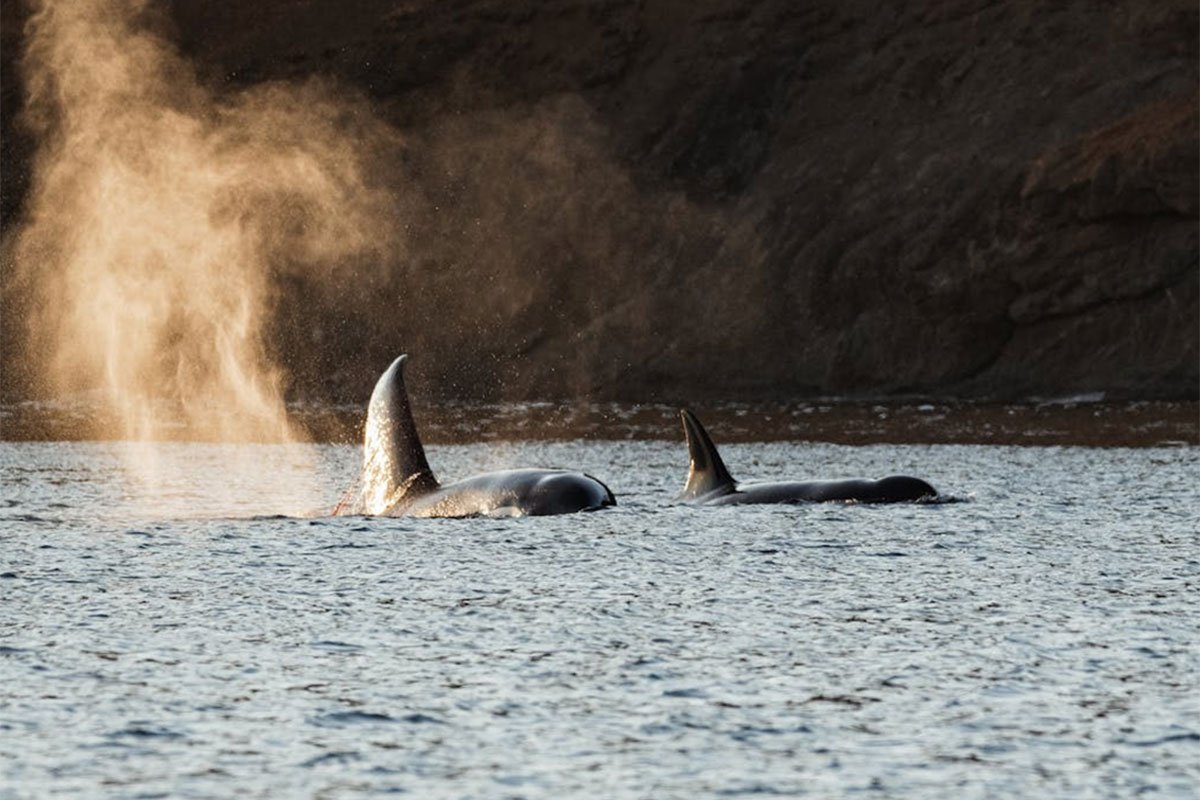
[[343, 355, 615, 518], [679, 409, 937, 504]]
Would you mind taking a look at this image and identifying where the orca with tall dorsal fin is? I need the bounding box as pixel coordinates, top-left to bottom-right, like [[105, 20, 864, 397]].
[[679, 409, 937, 504], [344, 355, 615, 518]]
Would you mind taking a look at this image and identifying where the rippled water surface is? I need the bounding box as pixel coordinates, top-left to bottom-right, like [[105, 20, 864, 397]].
[[2, 438, 1197, 798]]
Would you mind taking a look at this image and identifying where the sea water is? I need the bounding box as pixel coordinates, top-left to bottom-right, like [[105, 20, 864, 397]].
[[1, 438, 1197, 798]]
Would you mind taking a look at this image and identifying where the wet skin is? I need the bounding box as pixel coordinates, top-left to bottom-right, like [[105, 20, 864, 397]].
[[351, 355, 614, 518], [678, 409, 937, 505]]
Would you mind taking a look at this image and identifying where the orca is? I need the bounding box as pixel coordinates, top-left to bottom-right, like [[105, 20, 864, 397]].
[[678, 409, 937, 504], [345, 355, 615, 517]]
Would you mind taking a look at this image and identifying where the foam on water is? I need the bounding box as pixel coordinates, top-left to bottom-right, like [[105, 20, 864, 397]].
[[1, 439, 1197, 798]]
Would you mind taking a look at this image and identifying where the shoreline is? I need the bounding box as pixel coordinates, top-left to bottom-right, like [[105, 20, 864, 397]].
[[2, 400, 1196, 448]]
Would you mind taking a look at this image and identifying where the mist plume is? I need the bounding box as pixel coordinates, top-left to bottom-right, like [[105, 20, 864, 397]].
[[10, 0, 400, 441]]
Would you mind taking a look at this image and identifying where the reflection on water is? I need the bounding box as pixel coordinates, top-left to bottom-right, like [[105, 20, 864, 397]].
[[1, 435, 1197, 797]]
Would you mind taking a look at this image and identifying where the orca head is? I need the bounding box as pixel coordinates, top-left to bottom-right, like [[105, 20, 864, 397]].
[[361, 354, 439, 513], [875, 475, 939, 502], [679, 409, 736, 500]]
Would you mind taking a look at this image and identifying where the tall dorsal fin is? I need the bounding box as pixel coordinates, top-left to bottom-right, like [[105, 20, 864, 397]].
[[360, 355, 440, 513], [679, 409, 736, 499]]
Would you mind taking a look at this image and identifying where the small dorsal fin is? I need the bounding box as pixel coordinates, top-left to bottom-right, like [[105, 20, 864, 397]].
[[360, 355, 440, 513], [679, 409, 736, 499]]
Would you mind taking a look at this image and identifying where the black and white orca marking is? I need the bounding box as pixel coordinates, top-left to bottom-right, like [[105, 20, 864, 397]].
[[347, 355, 615, 518]]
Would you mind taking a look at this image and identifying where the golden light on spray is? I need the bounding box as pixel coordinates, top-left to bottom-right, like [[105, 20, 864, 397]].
[[11, 0, 400, 442]]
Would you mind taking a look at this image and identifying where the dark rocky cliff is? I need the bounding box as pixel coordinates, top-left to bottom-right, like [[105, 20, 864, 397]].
[[2, 0, 1196, 403]]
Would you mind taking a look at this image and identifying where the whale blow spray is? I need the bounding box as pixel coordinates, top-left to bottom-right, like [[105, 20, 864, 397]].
[[10, 0, 401, 441]]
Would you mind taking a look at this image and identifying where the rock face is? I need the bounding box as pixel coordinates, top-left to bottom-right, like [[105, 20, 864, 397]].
[[2, 0, 1196, 403]]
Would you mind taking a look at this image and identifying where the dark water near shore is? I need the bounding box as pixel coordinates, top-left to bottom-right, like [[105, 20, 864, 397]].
[[1, 429, 1197, 797], [3, 399, 1197, 447]]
